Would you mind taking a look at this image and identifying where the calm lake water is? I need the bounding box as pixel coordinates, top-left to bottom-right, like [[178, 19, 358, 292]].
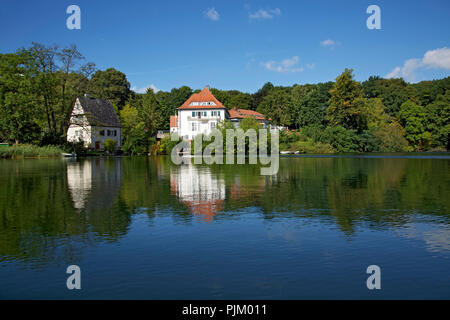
[[0, 155, 449, 299]]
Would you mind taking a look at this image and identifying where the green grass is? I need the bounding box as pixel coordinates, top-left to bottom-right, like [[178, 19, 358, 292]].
[[0, 144, 64, 159]]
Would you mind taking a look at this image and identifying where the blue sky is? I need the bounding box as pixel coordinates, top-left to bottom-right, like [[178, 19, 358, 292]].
[[1, 0, 449, 93]]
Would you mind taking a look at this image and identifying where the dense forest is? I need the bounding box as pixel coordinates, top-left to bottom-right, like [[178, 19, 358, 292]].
[[0, 43, 449, 154]]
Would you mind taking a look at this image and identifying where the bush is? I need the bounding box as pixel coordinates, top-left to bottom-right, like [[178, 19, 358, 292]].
[[159, 134, 180, 155], [322, 126, 360, 152], [104, 139, 117, 153], [292, 139, 335, 153]]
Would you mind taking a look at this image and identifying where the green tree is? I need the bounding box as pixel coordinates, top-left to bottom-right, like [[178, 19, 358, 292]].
[[426, 90, 450, 150], [0, 50, 40, 144], [252, 82, 274, 109], [327, 69, 368, 132], [120, 104, 139, 137], [399, 100, 430, 151], [258, 88, 293, 127], [89, 68, 131, 109]]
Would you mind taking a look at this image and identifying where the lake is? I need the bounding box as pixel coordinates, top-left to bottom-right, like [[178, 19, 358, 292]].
[[0, 155, 449, 299]]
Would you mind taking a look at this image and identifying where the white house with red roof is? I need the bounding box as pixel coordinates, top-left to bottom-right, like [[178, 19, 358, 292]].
[[170, 86, 270, 140]]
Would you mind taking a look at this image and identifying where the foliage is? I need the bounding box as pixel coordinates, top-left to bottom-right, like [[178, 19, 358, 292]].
[[88, 68, 131, 109], [122, 122, 155, 155], [0, 144, 64, 159], [159, 134, 179, 155], [0, 50, 40, 144], [399, 100, 431, 151], [104, 139, 117, 153], [0, 41, 449, 153], [326, 68, 368, 132], [257, 87, 293, 127]]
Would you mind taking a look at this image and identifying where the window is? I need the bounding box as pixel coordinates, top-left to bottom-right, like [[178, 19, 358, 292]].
[[114, 130, 117, 137], [191, 122, 197, 131], [210, 122, 216, 129], [100, 130, 105, 136], [218, 111, 221, 116], [203, 112, 207, 117], [192, 111, 196, 117], [107, 130, 111, 136]]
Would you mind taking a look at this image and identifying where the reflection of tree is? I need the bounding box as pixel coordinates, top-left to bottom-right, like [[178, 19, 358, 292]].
[[0, 158, 129, 267], [0, 160, 89, 266], [1, 156, 449, 267]]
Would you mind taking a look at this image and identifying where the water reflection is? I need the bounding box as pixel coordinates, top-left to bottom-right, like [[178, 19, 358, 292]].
[[0, 156, 449, 269], [66, 158, 122, 211], [170, 164, 225, 222]]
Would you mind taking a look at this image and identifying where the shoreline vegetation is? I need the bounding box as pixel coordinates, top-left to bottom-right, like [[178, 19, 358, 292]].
[[0, 42, 449, 156], [0, 144, 64, 159]]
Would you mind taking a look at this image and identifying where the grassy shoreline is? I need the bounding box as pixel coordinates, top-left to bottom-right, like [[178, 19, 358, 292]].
[[0, 144, 64, 159]]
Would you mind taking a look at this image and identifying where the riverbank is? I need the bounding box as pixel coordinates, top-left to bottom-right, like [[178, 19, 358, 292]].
[[0, 144, 64, 159]]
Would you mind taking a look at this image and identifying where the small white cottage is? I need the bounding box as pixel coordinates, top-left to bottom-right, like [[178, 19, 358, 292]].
[[67, 95, 122, 150]]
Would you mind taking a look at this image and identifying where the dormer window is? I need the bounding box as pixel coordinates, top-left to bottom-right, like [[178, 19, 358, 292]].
[[189, 101, 216, 107]]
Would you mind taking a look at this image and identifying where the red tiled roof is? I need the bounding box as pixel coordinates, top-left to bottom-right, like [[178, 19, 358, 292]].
[[228, 108, 269, 121], [170, 115, 178, 128], [177, 87, 227, 110]]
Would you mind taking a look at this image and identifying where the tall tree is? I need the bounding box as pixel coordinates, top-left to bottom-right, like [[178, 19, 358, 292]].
[[89, 68, 131, 109], [257, 88, 293, 127], [0, 50, 39, 143], [326, 68, 368, 132], [399, 100, 431, 151]]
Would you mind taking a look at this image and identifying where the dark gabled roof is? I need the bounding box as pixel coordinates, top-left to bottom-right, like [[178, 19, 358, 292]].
[[77, 96, 121, 127]]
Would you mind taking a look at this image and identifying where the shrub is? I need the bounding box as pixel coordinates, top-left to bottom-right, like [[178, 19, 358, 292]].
[[104, 139, 117, 153], [292, 139, 335, 153]]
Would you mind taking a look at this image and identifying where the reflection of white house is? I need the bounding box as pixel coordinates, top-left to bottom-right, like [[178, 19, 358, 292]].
[[67, 160, 92, 210], [170, 163, 225, 222], [66, 159, 122, 210], [170, 87, 270, 141], [67, 95, 122, 150]]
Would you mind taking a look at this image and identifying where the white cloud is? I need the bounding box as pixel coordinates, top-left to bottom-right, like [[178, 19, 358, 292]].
[[262, 56, 306, 73], [205, 7, 219, 21], [385, 66, 401, 79], [306, 63, 315, 70], [249, 8, 281, 20], [320, 39, 339, 48], [423, 47, 450, 69], [386, 47, 450, 82], [131, 84, 160, 94]]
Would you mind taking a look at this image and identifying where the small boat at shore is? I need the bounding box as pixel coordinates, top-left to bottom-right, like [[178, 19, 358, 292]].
[[62, 153, 77, 158]]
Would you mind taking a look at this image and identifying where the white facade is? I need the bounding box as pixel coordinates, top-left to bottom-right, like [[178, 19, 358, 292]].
[[176, 108, 226, 140]]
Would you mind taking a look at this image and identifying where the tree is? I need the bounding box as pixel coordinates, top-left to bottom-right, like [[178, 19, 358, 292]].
[[399, 100, 430, 151], [291, 82, 331, 128], [119, 104, 139, 138], [426, 90, 450, 150], [0, 51, 40, 144], [252, 82, 274, 109], [89, 68, 131, 109], [257, 88, 293, 127], [139, 89, 163, 136], [326, 68, 368, 132]]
